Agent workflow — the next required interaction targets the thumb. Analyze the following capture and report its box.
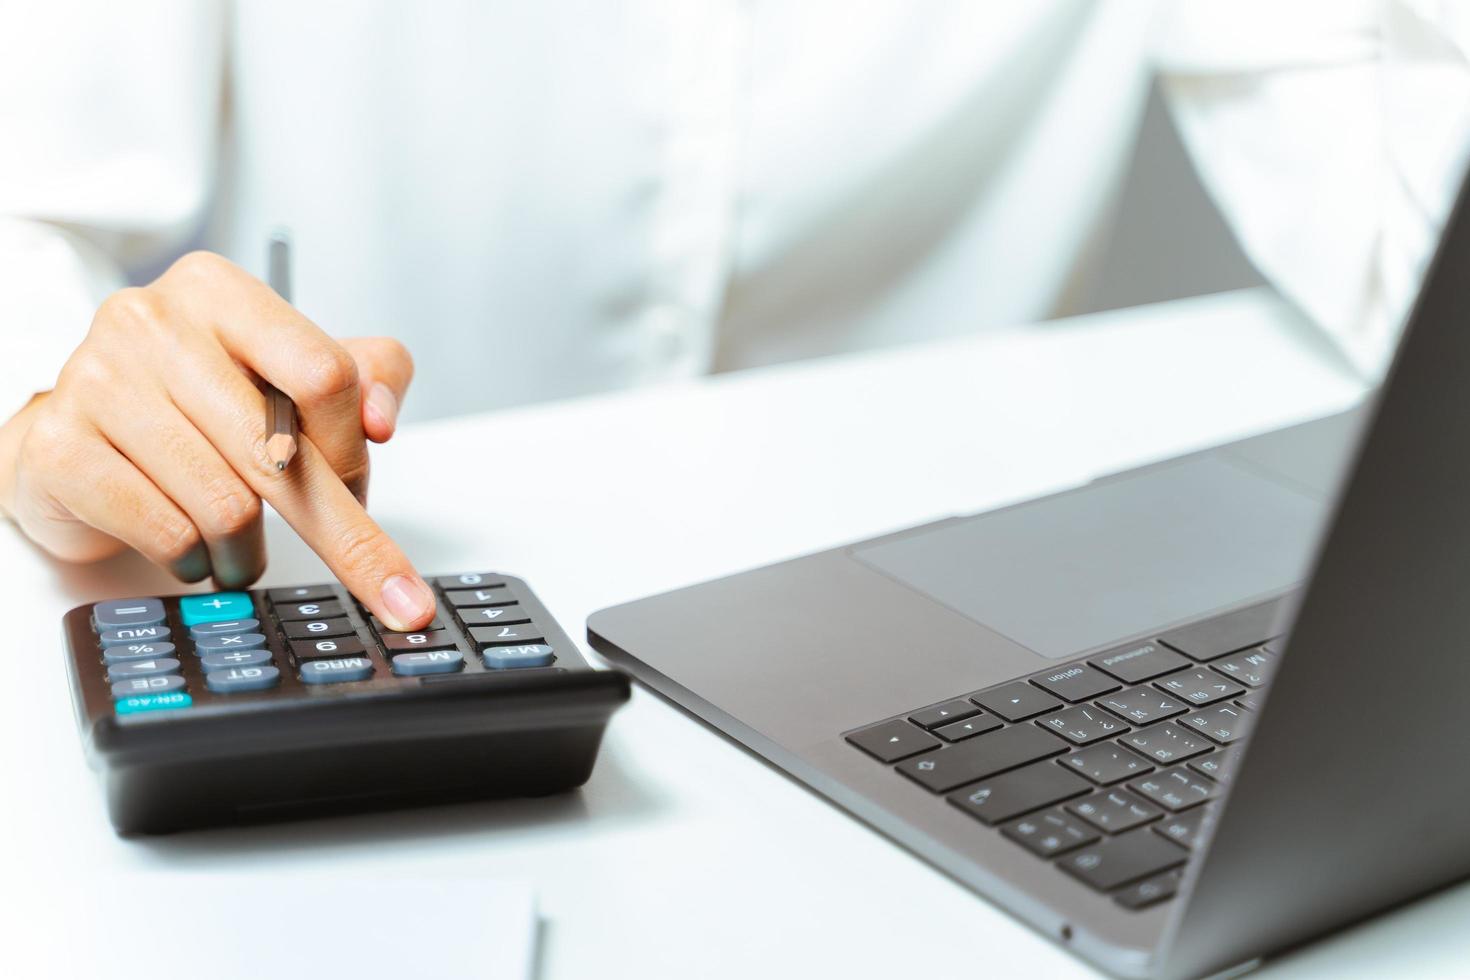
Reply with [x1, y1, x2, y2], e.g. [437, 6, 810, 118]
[340, 336, 414, 443]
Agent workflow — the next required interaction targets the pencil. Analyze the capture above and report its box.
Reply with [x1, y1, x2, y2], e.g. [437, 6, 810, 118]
[264, 233, 298, 471]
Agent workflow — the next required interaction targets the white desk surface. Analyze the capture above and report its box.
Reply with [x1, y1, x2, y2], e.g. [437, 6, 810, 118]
[5, 288, 1468, 978]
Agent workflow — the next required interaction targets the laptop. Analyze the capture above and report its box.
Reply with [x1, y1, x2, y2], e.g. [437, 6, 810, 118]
[587, 159, 1470, 976]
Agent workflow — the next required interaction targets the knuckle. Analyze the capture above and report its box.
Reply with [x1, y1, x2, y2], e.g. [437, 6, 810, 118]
[299, 344, 360, 405]
[333, 521, 390, 579]
[200, 478, 261, 538]
[89, 287, 169, 348]
[149, 515, 202, 567]
[21, 411, 85, 475]
[56, 348, 115, 391]
[168, 249, 231, 282]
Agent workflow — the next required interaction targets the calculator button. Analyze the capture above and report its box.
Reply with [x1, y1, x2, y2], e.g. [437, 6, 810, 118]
[284, 617, 355, 640]
[115, 692, 193, 715]
[291, 636, 366, 660]
[205, 665, 281, 693]
[179, 592, 254, 626]
[111, 675, 186, 699]
[371, 615, 445, 633]
[99, 625, 171, 647]
[380, 629, 458, 653]
[470, 624, 545, 647]
[101, 641, 178, 665]
[93, 598, 166, 631]
[189, 619, 261, 639]
[390, 649, 465, 676]
[481, 644, 556, 670]
[201, 649, 273, 670]
[300, 657, 375, 684]
[436, 573, 505, 590]
[106, 658, 182, 682]
[275, 600, 345, 621]
[444, 587, 515, 608]
[267, 585, 336, 603]
[193, 633, 267, 655]
[455, 604, 531, 627]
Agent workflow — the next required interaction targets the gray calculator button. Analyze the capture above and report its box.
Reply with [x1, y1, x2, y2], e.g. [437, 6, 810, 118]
[101, 641, 177, 664]
[389, 649, 464, 676]
[300, 657, 375, 684]
[100, 625, 171, 647]
[201, 649, 273, 670]
[190, 618, 260, 639]
[106, 658, 182, 682]
[194, 633, 267, 655]
[93, 598, 166, 630]
[111, 674, 186, 699]
[481, 644, 555, 670]
[205, 665, 281, 693]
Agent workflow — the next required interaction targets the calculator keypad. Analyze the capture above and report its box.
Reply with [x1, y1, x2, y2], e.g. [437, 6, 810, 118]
[90, 572, 561, 715]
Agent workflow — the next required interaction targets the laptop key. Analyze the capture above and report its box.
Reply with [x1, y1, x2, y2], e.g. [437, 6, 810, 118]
[1235, 692, 1263, 712]
[970, 681, 1062, 721]
[1037, 704, 1129, 745]
[947, 760, 1091, 825]
[1129, 765, 1220, 811]
[1058, 828, 1186, 891]
[1210, 646, 1276, 687]
[1114, 870, 1182, 910]
[1189, 747, 1239, 782]
[1002, 807, 1100, 857]
[909, 699, 981, 730]
[1067, 789, 1163, 833]
[1029, 665, 1120, 703]
[1061, 743, 1153, 785]
[1088, 641, 1191, 684]
[1121, 722, 1212, 764]
[933, 714, 1003, 742]
[897, 724, 1068, 793]
[1096, 686, 1188, 725]
[1158, 600, 1280, 662]
[846, 720, 940, 763]
[1180, 703, 1252, 744]
[1155, 668, 1245, 706]
[1153, 806, 1212, 848]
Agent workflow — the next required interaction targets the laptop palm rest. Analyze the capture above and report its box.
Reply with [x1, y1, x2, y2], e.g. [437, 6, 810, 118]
[853, 454, 1328, 659]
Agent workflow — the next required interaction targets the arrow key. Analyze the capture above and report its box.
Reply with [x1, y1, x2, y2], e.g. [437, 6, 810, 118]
[969, 681, 1062, 721]
[845, 719, 940, 763]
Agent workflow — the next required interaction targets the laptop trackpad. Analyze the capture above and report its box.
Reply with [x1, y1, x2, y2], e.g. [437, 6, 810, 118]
[852, 455, 1327, 659]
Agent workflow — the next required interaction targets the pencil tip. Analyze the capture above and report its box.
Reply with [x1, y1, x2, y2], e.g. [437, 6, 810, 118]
[276, 461, 286, 471]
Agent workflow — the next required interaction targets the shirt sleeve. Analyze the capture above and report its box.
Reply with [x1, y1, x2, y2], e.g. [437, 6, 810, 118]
[0, 0, 224, 422]
[1154, 0, 1470, 378]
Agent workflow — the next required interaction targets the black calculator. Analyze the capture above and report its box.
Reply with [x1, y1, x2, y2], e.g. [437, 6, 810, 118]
[64, 571, 630, 834]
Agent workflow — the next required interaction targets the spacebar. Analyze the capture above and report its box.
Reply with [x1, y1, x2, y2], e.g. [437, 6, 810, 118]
[896, 724, 1068, 793]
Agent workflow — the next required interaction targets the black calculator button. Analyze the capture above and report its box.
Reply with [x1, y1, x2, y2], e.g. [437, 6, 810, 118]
[100, 625, 171, 647]
[470, 624, 545, 647]
[481, 644, 556, 670]
[111, 674, 186, 699]
[201, 649, 273, 671]
[105, 658, 181, 682]
[371, 615, 446, 633]
[456, 604, 531, 627]
[101, 641, 177, 665]
[436, 573, 505, 590]
[444, 587, 515, 608]
[292, 636, 366, 660]
[189, 619, 261, 639]
[380, 630, 458, 653]
[275, 600, 346, 621]
[267, 585, 337, 603]
[205, 665, 281, 693]
[300, 656, 374, 684]
[390, 649, 465, 676]
[284, 617, 356, 640]
[194, 633, 267, 655]
[93, 598, 166, 631]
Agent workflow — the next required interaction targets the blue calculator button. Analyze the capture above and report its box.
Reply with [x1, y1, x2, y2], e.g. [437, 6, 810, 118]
[99, 625, 170, 647]
[115, 691, 193, 715]
[180, 592, 254, 626]
[193, 633, 267, 655]
[111, 675, 187, 699]
[481, 644, 556, 670]
[189, 618, 260, 639]
[300, 657, 375, 684]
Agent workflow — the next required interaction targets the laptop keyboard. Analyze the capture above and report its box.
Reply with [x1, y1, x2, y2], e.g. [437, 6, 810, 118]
[843, 600, 1281, 911]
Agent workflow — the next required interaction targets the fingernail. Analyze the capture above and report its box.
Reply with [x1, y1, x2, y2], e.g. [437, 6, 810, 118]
[380, 573, 433, 630]
[365, 382, 399, 434]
